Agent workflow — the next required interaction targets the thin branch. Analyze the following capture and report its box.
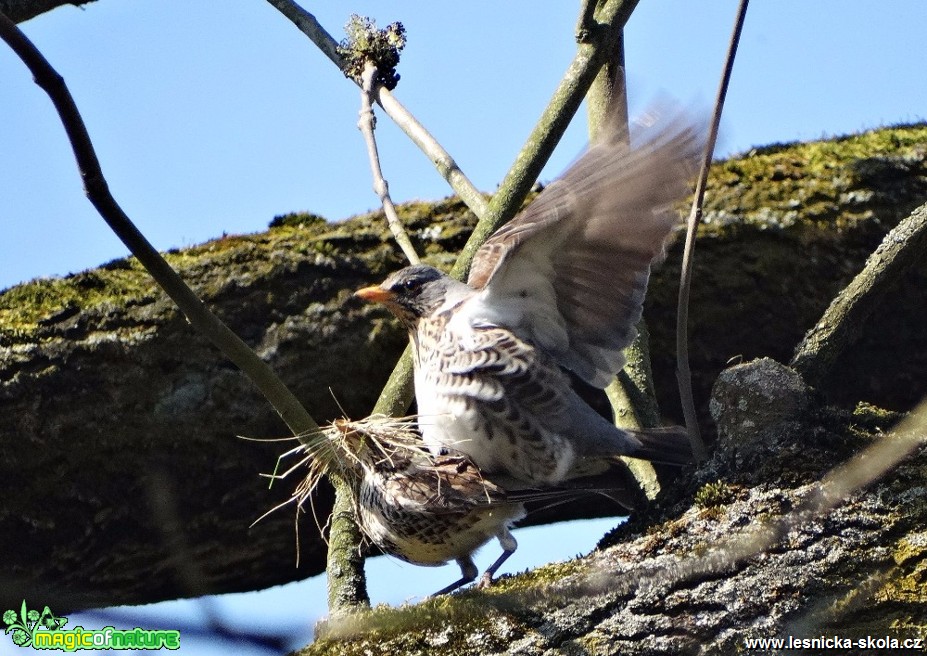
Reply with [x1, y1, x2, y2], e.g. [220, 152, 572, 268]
[0, 13, 319, 441]
[373, 90, 489, 219]
[586, 27, 627, 144]
[675, 0, 749, 463]
[325, 476, 371, 612]
[358, 62, 420, 264]
[791, 201, 927, 387]
[264, 0, 343, 68]
[264, 0, 488, 220]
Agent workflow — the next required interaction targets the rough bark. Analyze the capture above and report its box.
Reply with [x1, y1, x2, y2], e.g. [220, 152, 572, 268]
[2, 124, 927, 612]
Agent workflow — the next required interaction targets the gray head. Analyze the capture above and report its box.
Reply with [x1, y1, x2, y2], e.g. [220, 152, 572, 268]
[355, 265, 453, 330]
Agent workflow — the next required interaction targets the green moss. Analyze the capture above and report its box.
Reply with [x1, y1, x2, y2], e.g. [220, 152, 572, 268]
[697, 506, 726, 522]
[303, 595, 528, 655]
[877, 531, 927, 604]
[337, 15, 406, 90]
[851, 401, 906, 432]
[0, 261, 158, 345]
[694, 480, 736, 509]
[269, 211, 328, 229]
[701, 122, 927, 236]
[487, 558, 586, 593]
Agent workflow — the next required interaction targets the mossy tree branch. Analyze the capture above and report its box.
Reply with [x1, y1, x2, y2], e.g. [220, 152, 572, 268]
[791, 201, 927, 387]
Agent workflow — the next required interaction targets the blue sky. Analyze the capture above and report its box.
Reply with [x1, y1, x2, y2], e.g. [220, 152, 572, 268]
[3, 1, 926, 292]
[3, 0, 927, 653]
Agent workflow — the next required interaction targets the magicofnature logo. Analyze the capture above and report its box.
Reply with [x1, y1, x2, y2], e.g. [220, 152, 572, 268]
[3, 600, 180, 651]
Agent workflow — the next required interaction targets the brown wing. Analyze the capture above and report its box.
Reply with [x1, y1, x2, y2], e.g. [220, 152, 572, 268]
[467, 104, 704, 387]
[383, 454, 642, 514]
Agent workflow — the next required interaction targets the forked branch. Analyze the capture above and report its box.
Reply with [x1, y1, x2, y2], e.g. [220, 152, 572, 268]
[264, 0, 489, 220]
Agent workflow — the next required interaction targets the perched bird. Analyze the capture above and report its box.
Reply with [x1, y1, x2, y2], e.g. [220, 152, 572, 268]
[278, 416, 641, 596]
[355, 106, 702, 486]
[356, 450, 528, 596]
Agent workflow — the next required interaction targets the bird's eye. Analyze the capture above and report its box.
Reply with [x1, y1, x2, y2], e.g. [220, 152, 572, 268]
[402, 279, 419, 290]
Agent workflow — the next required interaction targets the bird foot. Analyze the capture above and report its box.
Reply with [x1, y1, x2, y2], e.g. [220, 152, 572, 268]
[476, 572, 494, 590]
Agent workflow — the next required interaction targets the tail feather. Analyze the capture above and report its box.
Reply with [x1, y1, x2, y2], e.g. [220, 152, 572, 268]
[490, 458, 646, 512]
[626, 426, 694, 466]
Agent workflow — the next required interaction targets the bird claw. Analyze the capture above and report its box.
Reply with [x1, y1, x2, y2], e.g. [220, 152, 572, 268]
[476, 572, 494, 589]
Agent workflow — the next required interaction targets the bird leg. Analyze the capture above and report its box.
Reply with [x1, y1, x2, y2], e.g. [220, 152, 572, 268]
[477, 527, 518, 589]
[429, 557, 478, 597]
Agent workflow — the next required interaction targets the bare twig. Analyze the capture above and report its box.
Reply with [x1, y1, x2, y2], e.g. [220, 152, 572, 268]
[0, 12, 321, 443]
[791, 201, 927, 387]
[357, 62, 420, 264]
[676, 0, 749, 463]
[373, 90, 490, 219]
[263, 0, 343, 68]
[264, 0, 488, 220]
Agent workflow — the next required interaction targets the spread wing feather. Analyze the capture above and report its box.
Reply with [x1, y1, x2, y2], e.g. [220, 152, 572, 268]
[467, 105, 704, 387]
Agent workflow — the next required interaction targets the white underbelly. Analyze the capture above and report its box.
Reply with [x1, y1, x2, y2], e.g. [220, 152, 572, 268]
[412, 342, 577, 483]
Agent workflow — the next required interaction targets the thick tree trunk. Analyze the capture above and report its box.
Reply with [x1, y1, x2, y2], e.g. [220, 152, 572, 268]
[2, 125, 927, 612]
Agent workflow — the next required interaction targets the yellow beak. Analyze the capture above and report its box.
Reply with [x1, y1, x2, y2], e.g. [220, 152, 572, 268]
[354, 286, 396, 304]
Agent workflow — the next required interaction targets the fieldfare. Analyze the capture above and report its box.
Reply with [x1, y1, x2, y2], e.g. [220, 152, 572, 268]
[356, 107, 702, 486]
[281, 416, 641, 596]
[354, 445, 640, 595]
